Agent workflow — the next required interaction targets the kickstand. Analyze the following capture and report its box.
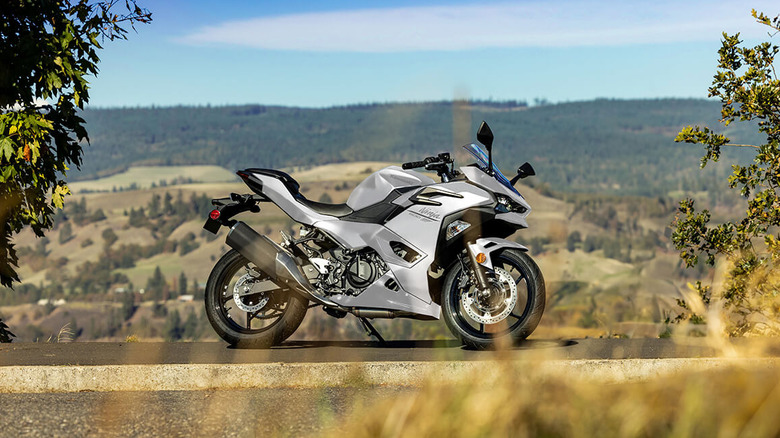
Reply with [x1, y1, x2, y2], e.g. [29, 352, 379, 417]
[358, 317, 385, 344]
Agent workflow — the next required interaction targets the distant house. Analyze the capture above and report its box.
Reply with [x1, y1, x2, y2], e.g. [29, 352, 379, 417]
[36, 298, 67, 306]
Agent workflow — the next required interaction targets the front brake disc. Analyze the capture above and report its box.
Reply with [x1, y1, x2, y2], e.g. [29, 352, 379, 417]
[461, 267, 517, 325]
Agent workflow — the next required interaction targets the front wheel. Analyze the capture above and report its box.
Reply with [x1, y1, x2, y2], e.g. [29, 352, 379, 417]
[442, 249, 546, 349]
[205, 249, 308, 348]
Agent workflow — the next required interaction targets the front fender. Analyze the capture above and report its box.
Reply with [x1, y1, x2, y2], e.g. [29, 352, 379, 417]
[467, 237, 528, 271]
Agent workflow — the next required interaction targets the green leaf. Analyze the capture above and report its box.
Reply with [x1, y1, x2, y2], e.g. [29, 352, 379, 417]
[0, 137, 14, 160]
[52, 185, 71, 209]
[1, 165, 16, 182]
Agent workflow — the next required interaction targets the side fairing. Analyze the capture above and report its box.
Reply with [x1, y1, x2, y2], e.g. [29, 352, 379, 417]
[347, 166, 435, 210]
[311, 181, 493, 317]
[379, 182, 492, 302]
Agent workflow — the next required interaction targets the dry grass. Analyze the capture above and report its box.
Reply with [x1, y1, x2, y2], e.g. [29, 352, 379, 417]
[286, 162, 399, 182]
[68, 165, 237, 192]
[328, 359, 780, 438]
[328, 311, 780, 438]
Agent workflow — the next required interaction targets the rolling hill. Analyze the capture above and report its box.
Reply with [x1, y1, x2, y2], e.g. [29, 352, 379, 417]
[76, 99, 759, 197]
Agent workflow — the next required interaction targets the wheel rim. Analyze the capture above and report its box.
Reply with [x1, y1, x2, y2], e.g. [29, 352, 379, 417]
[449, 253, 534, 338]
[215, 260, 292, 334]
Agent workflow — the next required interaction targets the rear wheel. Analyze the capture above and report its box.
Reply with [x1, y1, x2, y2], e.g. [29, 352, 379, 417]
[442, 249, 545, 349]
[205, 249, 308, 348]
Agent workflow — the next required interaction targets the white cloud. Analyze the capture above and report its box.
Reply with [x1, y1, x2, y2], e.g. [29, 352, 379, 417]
[178, 1, 778, 52]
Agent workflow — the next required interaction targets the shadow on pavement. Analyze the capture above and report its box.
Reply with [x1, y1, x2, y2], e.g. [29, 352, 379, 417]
[264, 339, 578, 350]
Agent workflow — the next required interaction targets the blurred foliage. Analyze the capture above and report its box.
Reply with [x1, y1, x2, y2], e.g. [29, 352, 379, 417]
[0, 317, 14, 342]
[672, 11, 780, 335]
[0, 0, 151, 288]
[332, 361, 780, 437]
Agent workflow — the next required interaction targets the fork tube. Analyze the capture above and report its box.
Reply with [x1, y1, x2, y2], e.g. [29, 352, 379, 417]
[466, 242, 490, 292]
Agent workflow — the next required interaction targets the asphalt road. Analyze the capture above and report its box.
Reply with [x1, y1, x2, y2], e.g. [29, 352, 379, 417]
[3, 337, 778, 367]
[0, 387, 410, 437]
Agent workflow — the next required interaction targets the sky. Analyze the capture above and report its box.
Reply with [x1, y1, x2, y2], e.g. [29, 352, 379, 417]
[87, 0, 779, 108]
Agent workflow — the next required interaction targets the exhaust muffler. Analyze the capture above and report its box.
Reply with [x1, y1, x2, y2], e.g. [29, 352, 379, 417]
[225, 222, 336, 307]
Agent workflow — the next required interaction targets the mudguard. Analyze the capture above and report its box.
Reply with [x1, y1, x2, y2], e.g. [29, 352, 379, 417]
[467, 237, 529, 271]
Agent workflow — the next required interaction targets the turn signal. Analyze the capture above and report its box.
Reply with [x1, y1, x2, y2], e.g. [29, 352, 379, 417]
[476, 253, 487, 264]
[209, 209, 221, 220]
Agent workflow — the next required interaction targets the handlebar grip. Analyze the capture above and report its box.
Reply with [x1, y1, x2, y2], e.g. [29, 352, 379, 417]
[402, 160, 426, 169]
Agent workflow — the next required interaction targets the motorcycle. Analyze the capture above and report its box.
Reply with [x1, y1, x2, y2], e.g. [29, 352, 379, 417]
[202, 121, 545, 349]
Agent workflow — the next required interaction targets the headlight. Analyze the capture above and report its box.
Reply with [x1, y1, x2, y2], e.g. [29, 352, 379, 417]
[495, 195, 527, 214]
[446, 220, 471, 240]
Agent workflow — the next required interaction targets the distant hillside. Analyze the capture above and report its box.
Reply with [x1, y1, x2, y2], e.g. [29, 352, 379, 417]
[77, 99, 759, 196]
[5, 161, 698, 341]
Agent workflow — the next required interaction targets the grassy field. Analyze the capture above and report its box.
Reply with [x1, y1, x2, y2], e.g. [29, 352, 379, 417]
[69, 165, 238, 192]
[285, 161, 399, 182]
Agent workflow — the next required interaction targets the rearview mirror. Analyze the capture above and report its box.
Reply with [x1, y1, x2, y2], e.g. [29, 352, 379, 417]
[517, 162, 535, 179]
[510, 162, 536, 186]
[476, 121, 494, 150]
[477, 121, 494, 175]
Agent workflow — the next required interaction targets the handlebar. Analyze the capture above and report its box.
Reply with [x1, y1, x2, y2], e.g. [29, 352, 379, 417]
[402, 160, 427, 170]
[402, 152, 453, 170]
[402, 153, 457, 182]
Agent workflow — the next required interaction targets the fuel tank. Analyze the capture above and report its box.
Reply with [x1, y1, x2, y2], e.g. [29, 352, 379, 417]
[346, 166, 435, 210]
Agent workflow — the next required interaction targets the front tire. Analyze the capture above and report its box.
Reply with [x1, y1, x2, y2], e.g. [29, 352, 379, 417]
[442, 249, 545, 349]
[205, 249, 308, 348]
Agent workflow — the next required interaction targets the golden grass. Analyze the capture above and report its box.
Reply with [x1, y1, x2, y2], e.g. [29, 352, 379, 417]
[328, 310, 780, 438]
[68, 165, 238, 192]
[328, 359, 780, 438]
[286, 162, 399, 182]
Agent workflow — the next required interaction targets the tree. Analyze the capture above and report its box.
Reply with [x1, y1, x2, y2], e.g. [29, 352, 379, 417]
[146, 266, 167, 302]
[0, 318, 15, 343]
[121, 288, 135, 321]
[148, 193, 161, 217]
[566, 231, 582, 252]
[163, 192, 174, 215]
[178, 271, 187, 297]
[182, 310, 198, 339]
[164, 309, 183, 341]
[672, 10, 780, 335]
[101, 228, 118, 248]
[58, 221, 73, 244]
[0, 1, 151, 288]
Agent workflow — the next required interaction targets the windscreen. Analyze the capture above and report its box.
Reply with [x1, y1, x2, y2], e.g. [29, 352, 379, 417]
[462, 143, 522, 197]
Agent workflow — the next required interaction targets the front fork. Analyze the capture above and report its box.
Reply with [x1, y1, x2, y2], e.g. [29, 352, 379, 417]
[465, 241, 492, 297]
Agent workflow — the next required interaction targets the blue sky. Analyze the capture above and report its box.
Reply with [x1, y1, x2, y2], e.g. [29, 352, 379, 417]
[88, 0, 778, 108]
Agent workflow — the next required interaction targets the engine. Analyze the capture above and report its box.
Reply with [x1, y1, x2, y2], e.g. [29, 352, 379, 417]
[296, 228, 388, 296]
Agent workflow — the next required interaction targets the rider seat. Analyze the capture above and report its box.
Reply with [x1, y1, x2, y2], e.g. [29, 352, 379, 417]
[243, 168, 354, 218]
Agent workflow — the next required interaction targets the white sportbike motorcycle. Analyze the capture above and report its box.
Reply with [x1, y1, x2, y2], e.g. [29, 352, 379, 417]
[203, 121, 545, 349]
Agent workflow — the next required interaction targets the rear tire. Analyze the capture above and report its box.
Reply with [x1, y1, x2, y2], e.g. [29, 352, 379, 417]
[205, 249, 308, 348]
[442, 249, 545, 349]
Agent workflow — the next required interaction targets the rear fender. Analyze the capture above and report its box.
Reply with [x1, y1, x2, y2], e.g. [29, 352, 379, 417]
[466, 237, 528, 271]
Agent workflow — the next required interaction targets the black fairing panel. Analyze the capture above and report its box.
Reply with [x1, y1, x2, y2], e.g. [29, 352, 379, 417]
[342, 187, 415, 224]
[426, 206, 520, 304]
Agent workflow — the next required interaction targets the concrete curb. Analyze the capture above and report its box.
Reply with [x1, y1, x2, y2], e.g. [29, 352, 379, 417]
[1, 358, 779, 393]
